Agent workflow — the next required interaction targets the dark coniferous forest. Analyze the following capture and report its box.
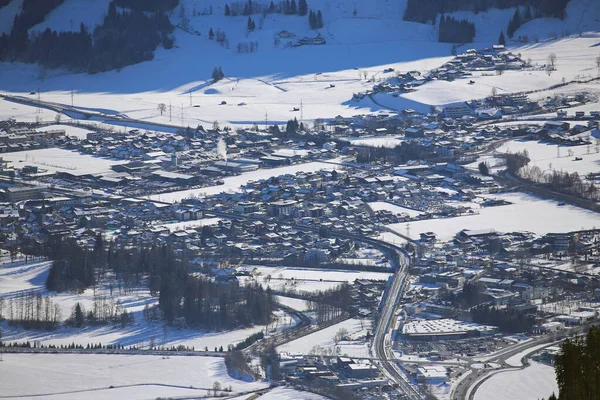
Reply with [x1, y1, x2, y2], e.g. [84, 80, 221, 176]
[44, 235, 275, 330]
[0, 0, 177, 73]
[404, 0, 571, 24]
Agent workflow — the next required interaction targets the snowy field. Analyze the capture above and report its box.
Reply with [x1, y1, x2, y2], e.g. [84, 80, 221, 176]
[230, 387, 328, 400]
[278, 318, 372, 357]
[0, 148, 126, 175]
[247, 266, 390, 294]
[148, 161, 339, 202]
[0, 259, 296, 350]
[369, 201, 424, 217]
[0, 0, 597, 130]
[154, 217, 222, 232]
[387, 192, 600, 241]
[37, 124, 95, 139]
[474, 362, 558, 400]
[0, 353, 267, 400]
[497, 138, 600, 176]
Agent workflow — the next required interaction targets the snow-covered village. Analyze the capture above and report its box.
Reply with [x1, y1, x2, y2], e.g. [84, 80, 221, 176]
[0, 0, 600, 399]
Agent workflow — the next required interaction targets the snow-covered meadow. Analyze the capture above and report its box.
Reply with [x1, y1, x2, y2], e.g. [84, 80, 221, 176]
[1, 0, 597, 130]
[278, 317, 372, 358]
[387, 192, 600, 241]
[474, 362, 558, 400]
[0, 353, 267, 400]
[0, 259, 296, 350]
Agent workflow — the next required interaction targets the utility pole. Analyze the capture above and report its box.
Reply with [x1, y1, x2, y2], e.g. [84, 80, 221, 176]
[189, 92, 192, 107]
[37, 90, 41, 114]
[181, 104, 184, 126]
[71, 89, 74, 107]
[300, 99, 303, 124]
[169, 102, 172, 122]
[265, 111, 268, 130]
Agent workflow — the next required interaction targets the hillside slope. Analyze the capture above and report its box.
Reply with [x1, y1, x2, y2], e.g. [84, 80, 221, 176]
[0, 0, 599, 128]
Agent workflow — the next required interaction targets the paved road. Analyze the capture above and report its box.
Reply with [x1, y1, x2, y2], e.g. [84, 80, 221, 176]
[196, 209, 423, 398]
[453, 322, 599, 400]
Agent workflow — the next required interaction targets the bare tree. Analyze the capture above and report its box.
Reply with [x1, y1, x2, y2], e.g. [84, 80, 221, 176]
[334, 327, 349, 344]
[157, 103, 166, 116]
[548, 53, 557, 66]
[212, 381, 221, 396]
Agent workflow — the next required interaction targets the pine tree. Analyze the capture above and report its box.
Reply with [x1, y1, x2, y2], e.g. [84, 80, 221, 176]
[208, 28, 214, 39]
[247, 16, 255, 31]
[309, 10, 316, 29]
[290, 0, 297, 14]
[74, 302, 85, 328]
[298, 0, 307, 16]
[498, 31, 505, 46]
[225, 4, 231, 16]
[317, 10, 323, 28]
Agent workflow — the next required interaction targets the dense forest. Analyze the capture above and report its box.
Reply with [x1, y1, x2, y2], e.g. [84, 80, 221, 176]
[439, 15, 476, 43]
[549, 326, 600, 400]
[224, 0, 308, 16]
[0, 0, 176, 73]
[471, 304, 536, 333]
[404, 0, 571, 24]
[44, 235, 275, 330]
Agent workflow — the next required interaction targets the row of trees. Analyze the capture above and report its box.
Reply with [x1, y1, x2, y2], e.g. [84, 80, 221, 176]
[551, 326, 600, 400]
[471, 304, 536, 333]
[439, 15, 476, 43]
[0, 0, 175, 73]
[308, 9, 324, 30]
[225, 0, 308, 17]
[305, 284, 351, 324]
[404, 0, 570, 24]
[507, 7, 533, 38]
[114, 0, 178, 12]
[520, 166, 600, 202]
[44, 237, 276, 330]
[212, 66, 225, 82]
[0, 292, 62, 330]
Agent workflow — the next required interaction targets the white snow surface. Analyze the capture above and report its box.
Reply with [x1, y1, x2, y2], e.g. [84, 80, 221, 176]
[0, 148, 126, 175]
[474, 362, 558, 400]
[278, 318, 372, 357]
[148, 161, 340, 202]
[0, 353, 266, 400]
[387, 192, 600, 241]
[36, 124, 94, 139]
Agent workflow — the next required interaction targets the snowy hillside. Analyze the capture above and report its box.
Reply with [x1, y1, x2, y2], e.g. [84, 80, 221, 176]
[0, 0, 599, 128]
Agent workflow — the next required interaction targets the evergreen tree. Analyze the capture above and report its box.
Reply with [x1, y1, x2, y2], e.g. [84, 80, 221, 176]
[309, 10, 316, 29]
[498, 30, 506, 46]
[298, 0, 308, 16]
[208, 28, 214, 40]
[73, 302, 85, 328]
[316, 10, 323, 28]
[290, 0, 297, 14]
[225, 4, 230, 16]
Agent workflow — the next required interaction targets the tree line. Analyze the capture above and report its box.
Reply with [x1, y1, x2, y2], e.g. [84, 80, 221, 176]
[44, 236, 276, 330]
[0, 0, 176, 73]
[0, 292, 61, 330]
[439, 15, 476, 43]
[225, 0, 308, 17]
[471, 304, 536, 333]
[548, 326, 600, 400]
[305, 284, 351, 324]
[404, 0, 570, 24]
